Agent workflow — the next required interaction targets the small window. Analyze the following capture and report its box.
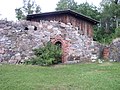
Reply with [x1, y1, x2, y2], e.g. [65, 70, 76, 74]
[34, 26, 37, 31]
[24, 27, 28, 30]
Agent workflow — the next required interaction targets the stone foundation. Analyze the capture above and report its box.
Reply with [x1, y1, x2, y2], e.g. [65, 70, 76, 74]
[0, 20, 97, 64]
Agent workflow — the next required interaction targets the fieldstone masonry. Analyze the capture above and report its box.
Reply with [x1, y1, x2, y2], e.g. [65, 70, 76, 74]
[109, 38, 120, 62]
[0, 20, 99, 64]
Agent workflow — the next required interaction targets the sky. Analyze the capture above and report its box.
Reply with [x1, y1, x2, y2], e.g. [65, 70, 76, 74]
[0, 0, 101, 21]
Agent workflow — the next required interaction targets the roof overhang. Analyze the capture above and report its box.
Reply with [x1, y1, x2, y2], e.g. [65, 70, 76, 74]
[27, 10, 99, 25]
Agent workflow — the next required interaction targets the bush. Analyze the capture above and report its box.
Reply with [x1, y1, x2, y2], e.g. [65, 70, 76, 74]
[115, 27, 120, 37]
[25, 42, 62, 66]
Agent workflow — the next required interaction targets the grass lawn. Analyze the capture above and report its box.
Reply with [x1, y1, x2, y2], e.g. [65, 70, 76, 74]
[0, 62, 120, 90]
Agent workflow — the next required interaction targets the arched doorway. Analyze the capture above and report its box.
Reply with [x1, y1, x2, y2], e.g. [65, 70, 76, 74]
[51, 35, 70, 63]
[55, 41, 62, 48]
[54, 41, 62, 64]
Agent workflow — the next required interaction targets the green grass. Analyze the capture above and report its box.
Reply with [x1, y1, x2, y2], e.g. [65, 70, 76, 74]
[0, 62, 120, 90]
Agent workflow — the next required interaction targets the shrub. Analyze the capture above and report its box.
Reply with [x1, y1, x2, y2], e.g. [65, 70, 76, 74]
[115, 27, 120, 37]
[25, 42, 62, 66]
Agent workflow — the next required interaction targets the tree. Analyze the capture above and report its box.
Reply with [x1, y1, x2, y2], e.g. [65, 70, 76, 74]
[94, 0, 120, 44]
[15, 0, 41, 20]
[56, 1, 100, 20]
[15, 8, 25, 20]
[115, 0, 118, 4]
[56, 0, 78, 11]
[100, 0, 120, 32]
[76, 2, 101, 20]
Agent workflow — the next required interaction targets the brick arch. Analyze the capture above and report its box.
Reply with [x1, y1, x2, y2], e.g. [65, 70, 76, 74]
[51, 35, 70, 63]
[55, 41, 62, 48]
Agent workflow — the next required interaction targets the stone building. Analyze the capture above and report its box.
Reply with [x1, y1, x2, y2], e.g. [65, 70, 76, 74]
[0, 10, 99, 64]
[27, 10, 98, 37]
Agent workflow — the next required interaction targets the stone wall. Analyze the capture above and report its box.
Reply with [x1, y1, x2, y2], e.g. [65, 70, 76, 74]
[0, 20, 97, 64]
[109, 38, 120, 62]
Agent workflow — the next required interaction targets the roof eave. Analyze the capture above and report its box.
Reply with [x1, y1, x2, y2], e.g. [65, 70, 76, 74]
[27, 10, 99, 25]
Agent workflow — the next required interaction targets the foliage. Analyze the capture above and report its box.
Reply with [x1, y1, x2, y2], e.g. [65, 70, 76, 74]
[1, 63, 120, 90]
[25, 42, 62, 66]
[15, 8, 25, 20]
[15, 0, 41, 20]
[100, 0, 120, 33]
[76, 2, 101, 20]
[114, 27, 120, 37]
[56, 0, 78, 11]
[94, 0, 120, 44]
[93, 26, 115, 44]
[56, 1, 100, 20]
